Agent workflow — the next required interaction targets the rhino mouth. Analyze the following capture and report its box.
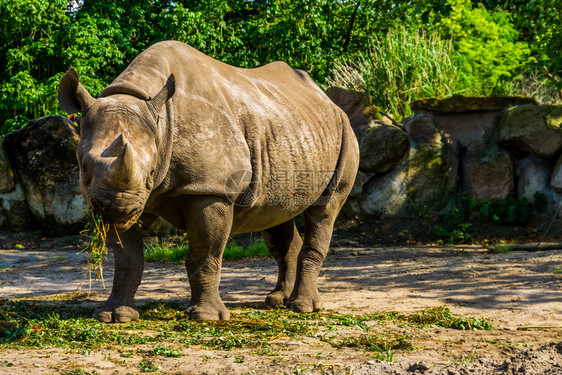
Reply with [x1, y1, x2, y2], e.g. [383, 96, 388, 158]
[104, 208, 143, 230]
[109, 207, 144, 231]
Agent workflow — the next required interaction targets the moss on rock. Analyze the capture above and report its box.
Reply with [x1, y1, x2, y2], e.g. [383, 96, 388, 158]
[411, 94, 537, 113]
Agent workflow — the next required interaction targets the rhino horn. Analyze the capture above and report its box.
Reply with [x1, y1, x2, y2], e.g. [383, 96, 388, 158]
[108, 138, 135, 183]
[102, 134, 127, 157]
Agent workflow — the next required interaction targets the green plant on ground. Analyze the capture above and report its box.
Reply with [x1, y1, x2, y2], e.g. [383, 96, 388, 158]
[404, 307, 493, 330]
[0, 299, 492, 357]
[139, 359, 159, 373]
[222, 240, 270, 260]
[491, 244, 512, 253]
[60, 370, 99, 375]
[144, 242, 189, 264]
[331, 334, 405, 361]
[143, 239, 270, 263]
[432, 192, 546, 244]
[143, 344, 182, 358]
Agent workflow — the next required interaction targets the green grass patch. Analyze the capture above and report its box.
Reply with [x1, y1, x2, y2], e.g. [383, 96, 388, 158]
[401, 307, 493, 330]
[60, 370, 99, 375]
[144, 243, 189, 264]
[330, 334, 412, 361]
[553, 268, 562, 274]
[223, 240, 270, 260]
[143, 239, 270, 263]
[0, 300, 492, 362]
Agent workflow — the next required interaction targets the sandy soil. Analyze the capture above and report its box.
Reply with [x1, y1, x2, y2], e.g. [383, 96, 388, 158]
[0, 235, 561, 374]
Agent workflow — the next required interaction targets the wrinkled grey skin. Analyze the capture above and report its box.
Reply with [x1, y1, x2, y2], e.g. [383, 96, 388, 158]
[58, 41, 359, 323]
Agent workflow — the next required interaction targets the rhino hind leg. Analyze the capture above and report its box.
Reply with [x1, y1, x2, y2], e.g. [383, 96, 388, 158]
[288, 151, 358, 312]
[261, 219, 302, 307]
[287, 203, 339, 313]
[183, 197, 233, 321]
[93, 223, 144, 323]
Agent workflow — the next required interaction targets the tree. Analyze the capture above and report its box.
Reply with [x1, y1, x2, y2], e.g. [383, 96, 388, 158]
[428, 0, 531, 93]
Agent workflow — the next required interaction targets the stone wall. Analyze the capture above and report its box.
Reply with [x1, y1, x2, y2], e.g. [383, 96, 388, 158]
[1, 92, 561, 235]
[327, 89, 562, 221]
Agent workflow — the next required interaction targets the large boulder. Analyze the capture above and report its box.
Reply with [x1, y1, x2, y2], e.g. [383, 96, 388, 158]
[361, 121, 459, 217]
[361, 168, 408, 218]
[410, 95, 537, 151]
[326, 87, 410, 174]
[515, 156, 551, 203]
[463, 148, 514, 201]
[0, 143, 15, 193]
[404, 130, 459, 212]
[498, 104, 562, 158]
[2, 115, 87, 235]
[340, 171, 370, 219]
[325, 87, 381, 140]
[0, 184, 35, 232]
[551, 155, 562, 194]
[0, 142, 34, 231]
[359, 122, 410, 173]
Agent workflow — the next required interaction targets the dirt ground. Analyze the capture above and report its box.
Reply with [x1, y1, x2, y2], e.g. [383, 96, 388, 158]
[0, 231, 561, 374]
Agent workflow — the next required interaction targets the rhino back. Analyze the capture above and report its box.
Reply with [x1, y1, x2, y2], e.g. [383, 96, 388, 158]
[102, 41, 345, 210]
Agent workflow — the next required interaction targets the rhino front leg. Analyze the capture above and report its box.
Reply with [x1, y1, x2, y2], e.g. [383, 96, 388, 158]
[184, 197, 233, 320]
[261, 219, 301, 307]
[93, 223, 144, 323]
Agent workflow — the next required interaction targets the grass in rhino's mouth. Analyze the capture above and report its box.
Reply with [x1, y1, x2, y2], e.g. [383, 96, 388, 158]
[80, 209, 110, 288]
[0, 299, 492, 361]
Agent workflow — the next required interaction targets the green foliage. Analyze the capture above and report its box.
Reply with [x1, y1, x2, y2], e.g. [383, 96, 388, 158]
[144, 242, 189, 264]
[144, 344, 183, 358]
[330, 27, 468, 120]
[0, 0, 69, 134]
[222, 240, 270, 260]
[431, 0, 531, 94]
[477, 0, 562, 90]
[332, 334, 407, 361]
[1, 299, 491, 363]
[0, 0, 407, 135]
[139, 359, 160, 373]
[432, 192, 546, 244]
[0, 0, 559, 135]
[404, 307, 493, 330]
[143, 239, 270, 263]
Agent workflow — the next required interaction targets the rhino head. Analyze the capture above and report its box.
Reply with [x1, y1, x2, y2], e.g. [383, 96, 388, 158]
[58, 68, 175, 231]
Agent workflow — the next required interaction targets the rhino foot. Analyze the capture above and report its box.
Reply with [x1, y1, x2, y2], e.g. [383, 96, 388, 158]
[93, 305, 139, 323]
[265, 291, 289, 307]
[186, 302, 230, 321]
[288, 296, 323, 313]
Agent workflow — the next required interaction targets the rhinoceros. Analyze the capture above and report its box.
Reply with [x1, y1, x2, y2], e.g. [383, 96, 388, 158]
[58, 40, 359, 323]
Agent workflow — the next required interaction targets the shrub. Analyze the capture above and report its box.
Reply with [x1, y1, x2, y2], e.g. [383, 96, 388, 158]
[328, 27, 468, 121]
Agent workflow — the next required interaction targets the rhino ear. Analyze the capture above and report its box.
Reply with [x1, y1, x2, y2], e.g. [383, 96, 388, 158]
[147, 74, 175, 119]
[58, 68, 96, 114]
